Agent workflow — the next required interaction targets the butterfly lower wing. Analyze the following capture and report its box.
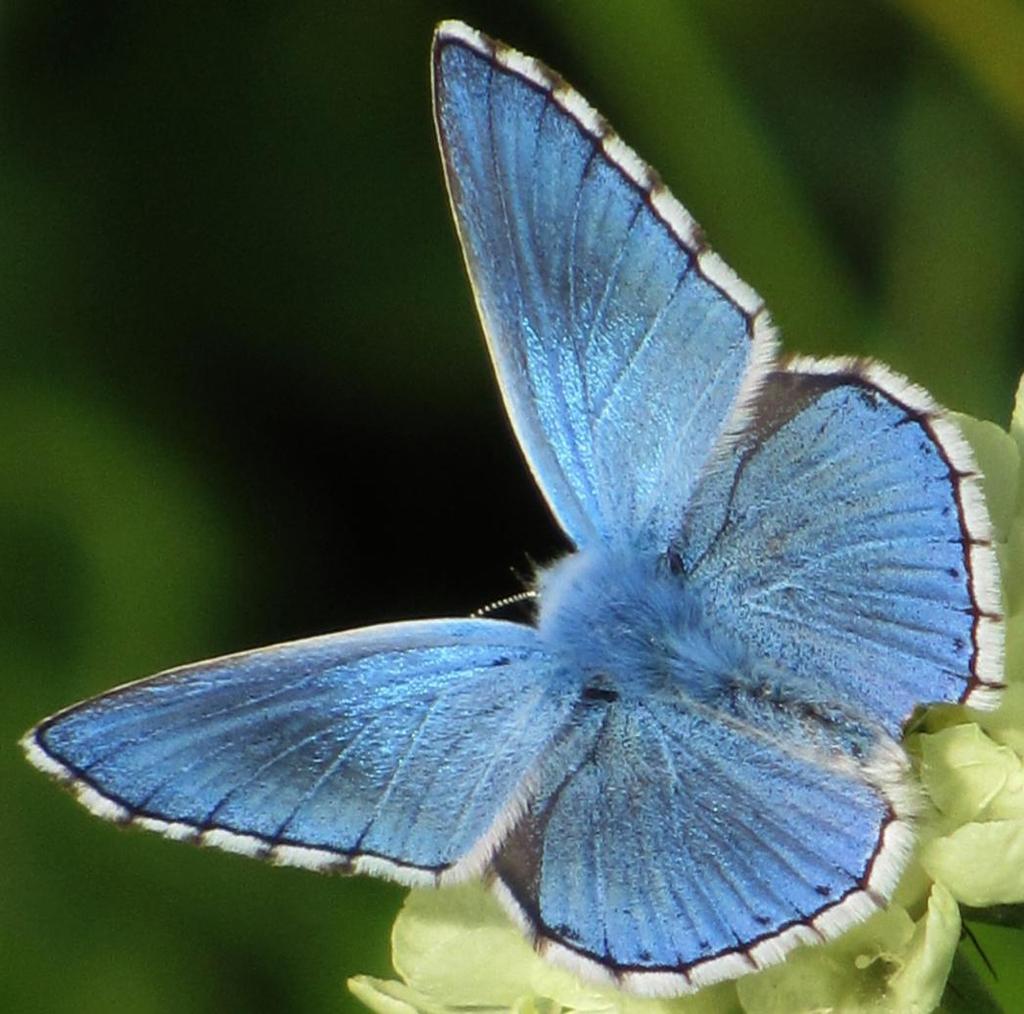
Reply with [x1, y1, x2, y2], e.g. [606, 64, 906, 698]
[433, 23, 775, 551]
[680, 359, 1004, 734]
[23, 619, 570, 881]
[491, 692, 912, 994]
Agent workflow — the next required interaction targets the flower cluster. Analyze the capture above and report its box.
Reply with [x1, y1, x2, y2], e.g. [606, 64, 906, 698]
[350, 376, 1024, 1014]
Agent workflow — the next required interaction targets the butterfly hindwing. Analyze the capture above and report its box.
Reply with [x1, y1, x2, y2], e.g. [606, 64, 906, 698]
[680, 359, 1004, 733]
[433, 23, 775, 552]
[493, 674, 913, 991]
[25, 619, 570, 880]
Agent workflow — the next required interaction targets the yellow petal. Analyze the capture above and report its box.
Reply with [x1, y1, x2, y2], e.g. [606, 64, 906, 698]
[886, 883, 961, 1014]
[999, 516, 1024, 618]
[921, 818, 1024, 906]
[919, 723, 1024, 823]
[1011, 372, 1024, 463]
[391, 885, 552, 1009]
[384, 883, 742, 1013]
[981, 612, 1024, 750]
[954, 412, 1020, 542]
[347, 975, 439, 1014]
[735, 906, 915, 1013]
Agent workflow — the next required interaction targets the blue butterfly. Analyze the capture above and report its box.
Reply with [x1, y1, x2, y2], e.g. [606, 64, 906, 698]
[23, 21, 1005, 996]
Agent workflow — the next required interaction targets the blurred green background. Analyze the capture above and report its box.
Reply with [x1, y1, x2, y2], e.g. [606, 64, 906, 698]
[3, 1, 1023, 1011]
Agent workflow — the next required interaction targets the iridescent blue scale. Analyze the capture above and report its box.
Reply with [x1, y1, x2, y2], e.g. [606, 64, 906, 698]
[22, 20, 1003, 997]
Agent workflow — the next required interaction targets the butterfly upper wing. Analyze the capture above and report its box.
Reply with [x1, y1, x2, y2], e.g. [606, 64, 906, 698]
[679, 359, 1004, 734]
[492, 676, 913, 992]
[433, 23, 776, 552]
[23, 619, 572, 881]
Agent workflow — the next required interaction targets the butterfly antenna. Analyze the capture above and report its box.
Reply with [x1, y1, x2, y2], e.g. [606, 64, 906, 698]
[471, 589, 538, 618]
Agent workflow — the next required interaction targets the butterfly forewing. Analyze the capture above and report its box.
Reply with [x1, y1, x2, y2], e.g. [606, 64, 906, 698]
[433, 23, 774, 553]
[27, 619, 570, 880]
